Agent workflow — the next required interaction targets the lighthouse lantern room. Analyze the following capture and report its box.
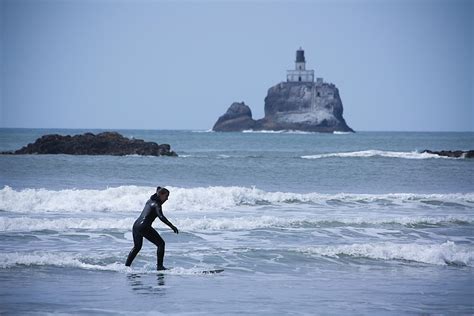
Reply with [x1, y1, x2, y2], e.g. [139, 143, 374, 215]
[286, 47, 315, 83]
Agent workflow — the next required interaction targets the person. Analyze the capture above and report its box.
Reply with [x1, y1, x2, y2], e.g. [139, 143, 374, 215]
[125, 186, 179, 270]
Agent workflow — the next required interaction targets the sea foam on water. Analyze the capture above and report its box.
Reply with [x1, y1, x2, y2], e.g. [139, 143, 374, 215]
[1, 185, 473, 213]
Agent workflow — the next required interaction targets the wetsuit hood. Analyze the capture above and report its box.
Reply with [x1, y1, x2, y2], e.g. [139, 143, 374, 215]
[150, 193, 163, 205]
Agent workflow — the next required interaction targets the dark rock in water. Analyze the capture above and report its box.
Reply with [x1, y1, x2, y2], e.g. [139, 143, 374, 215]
[422, 150, 474, 158]
[2, 131, 178, 156]
[212, 102, 256, 132]
[212, 82, 353, 133]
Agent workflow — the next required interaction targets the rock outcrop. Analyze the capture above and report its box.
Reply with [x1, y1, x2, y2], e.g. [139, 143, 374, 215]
[259, 82, 353, 132]
[213, 82, 353, 133]
[422, 150, 474, 158]
[212, 102, 256, 132]
[2, 132, 177, 156]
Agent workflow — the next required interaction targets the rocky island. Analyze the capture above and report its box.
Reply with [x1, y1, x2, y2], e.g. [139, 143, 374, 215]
[2, 131, 177, 156]
[422, 150, 474, 159]
[213, 48, 353, 133]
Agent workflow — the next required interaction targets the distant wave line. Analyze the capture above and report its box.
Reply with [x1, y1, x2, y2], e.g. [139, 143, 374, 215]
[242, 130, 316, 134]
[301, 150, 456, 160]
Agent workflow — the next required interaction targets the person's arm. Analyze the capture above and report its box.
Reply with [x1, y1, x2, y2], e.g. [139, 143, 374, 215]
[156, 205, 179, 234]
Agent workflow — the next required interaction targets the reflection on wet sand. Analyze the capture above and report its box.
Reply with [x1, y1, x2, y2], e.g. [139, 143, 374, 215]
[127, 273, 167, 295]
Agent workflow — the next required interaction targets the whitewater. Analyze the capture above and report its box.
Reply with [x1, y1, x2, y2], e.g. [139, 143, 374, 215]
[1, 129, 473, 314]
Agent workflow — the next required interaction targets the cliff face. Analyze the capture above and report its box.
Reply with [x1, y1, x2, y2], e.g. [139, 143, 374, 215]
[259, 82, 353, 132]
[213, 81, 353, 132]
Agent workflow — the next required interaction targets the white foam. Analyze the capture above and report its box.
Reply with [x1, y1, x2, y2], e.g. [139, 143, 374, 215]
[191, 129, 214, 133]
[0, 185, 147, 213]
[177, 154, 210, 158]
[298, 241, 474, 266]
[302, 150, 449, 160]
[242, 130, 316, 134]
[1, 243, 472, 270]
[176, 215, 474, 231]
[0, 217, 135, 232]
[0, 251, 127, 271]
[158, 266, 223, 275]
[1, 185, 473, 213]
[1, 215, 471, 233]
[124, 154, 157, 158]
[0, 251, 221, 274]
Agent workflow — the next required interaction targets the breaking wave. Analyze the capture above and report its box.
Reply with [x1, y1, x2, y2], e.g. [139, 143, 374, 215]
[298, 241, 474, 266]
[301, 150, 453, 160]
[0, 252, 219, 274]
[1, 241, 472, 269]
[1, 185, 473, 213]
[0, 217, 135, 232]
[0, 252, 125, 271]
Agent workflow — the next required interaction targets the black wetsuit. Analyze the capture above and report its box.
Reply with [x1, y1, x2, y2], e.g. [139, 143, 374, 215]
[125, 194, 177, 269]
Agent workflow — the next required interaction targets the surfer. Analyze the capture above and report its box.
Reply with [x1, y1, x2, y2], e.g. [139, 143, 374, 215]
[125, 186, 179, 270]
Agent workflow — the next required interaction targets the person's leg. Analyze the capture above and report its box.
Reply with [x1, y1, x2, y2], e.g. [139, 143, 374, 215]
[125, 225, 143, 266]
[141, 227, 166, 270]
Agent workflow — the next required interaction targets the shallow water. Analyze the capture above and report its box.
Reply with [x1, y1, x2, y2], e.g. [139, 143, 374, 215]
[1, 263, 472, 315]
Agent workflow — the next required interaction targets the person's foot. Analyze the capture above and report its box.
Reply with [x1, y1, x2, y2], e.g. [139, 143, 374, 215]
[157, 265, 167, 271]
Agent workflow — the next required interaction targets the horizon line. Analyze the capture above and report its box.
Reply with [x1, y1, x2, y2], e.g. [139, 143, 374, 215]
[0, 127, 473, 133]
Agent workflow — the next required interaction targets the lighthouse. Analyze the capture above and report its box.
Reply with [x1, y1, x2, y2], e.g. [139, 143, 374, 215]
[286, 47, 315, 82]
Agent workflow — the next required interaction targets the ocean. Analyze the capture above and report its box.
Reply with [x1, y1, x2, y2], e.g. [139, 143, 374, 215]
[0, 128, 473, 315]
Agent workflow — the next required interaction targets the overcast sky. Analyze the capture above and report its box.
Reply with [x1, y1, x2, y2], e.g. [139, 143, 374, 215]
[1, 0, 473, 131]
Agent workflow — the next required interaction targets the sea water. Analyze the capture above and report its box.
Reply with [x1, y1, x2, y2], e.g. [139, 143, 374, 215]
[0, 129, 473, 315]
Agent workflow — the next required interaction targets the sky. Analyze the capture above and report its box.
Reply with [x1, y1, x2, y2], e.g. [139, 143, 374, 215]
[1, 0, 473, 131]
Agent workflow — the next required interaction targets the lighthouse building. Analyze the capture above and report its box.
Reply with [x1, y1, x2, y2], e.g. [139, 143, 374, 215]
[286, 47, 315, 83]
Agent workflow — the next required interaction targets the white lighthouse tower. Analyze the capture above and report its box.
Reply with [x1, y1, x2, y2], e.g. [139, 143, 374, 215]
[286, 47, 315, 82]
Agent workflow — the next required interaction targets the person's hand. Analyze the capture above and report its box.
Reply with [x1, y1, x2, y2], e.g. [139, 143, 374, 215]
[172, 226, 179, 234]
